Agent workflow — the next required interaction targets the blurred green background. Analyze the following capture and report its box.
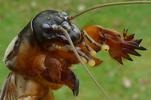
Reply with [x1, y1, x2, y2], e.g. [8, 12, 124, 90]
[0, 0, 151, 100]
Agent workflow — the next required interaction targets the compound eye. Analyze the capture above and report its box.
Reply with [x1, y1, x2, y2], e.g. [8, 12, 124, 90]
[42, 23, 51, 29]
[42, 23, 51, 33]
[41, 23, 53, 38]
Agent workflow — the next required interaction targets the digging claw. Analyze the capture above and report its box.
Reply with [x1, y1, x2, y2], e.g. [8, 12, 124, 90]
[123, 54, 133, 61]
[72, 78, 79, 96]
[135, 39, 142, 44]
[138, 46, 147, 50]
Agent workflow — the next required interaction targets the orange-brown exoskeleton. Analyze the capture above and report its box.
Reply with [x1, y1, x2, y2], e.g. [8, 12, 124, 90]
[0, 1, 150, 100]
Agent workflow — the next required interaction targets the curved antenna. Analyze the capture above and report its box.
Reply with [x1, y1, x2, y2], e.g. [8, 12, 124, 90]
[59, 26, 111, 100]
[69, 1, 151, 20]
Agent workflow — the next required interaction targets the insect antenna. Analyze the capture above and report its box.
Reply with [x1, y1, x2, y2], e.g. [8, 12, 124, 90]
[68, 1, 151, 53]
[59, 26, 111, 100]
[69, 1, 151, 20]
[59, 1, 151, 99]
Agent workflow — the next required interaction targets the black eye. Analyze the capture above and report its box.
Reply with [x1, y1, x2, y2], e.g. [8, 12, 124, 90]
[42, 23, 51, 29]
[68, 24, 83, 44]
[42, 23, 52, 33]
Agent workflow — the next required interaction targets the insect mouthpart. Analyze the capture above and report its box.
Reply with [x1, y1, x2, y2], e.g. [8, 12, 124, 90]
[47, 43, 71, 51]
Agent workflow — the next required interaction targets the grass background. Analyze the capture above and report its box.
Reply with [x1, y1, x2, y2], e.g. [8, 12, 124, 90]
[0, 0, 151, 100]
